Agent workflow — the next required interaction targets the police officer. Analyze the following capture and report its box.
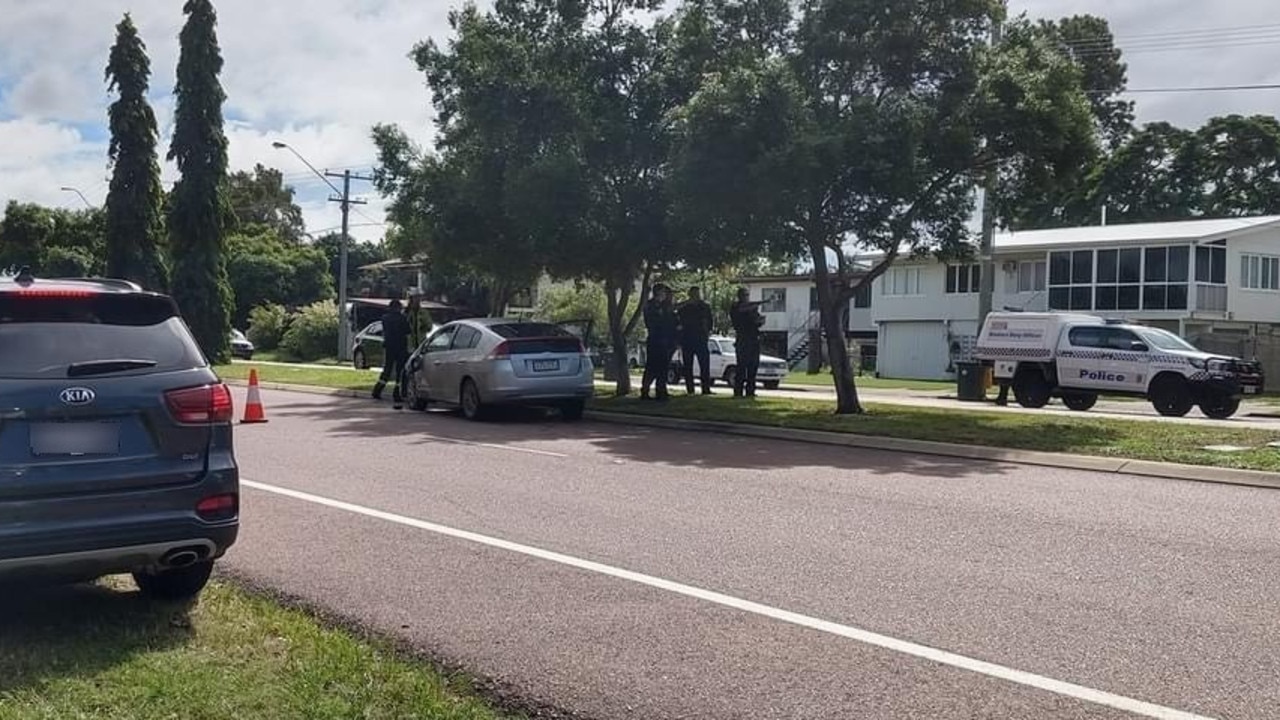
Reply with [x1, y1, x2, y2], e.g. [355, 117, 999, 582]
[676, 286, 714, 395]
[373, 299, 412, 409]
[729, 288, 764, 398]
[641, 283, 678, 401]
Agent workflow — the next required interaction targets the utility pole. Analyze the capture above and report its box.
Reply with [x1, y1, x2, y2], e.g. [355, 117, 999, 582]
[977, 19, 1003, 327]
[325, 169, 374, 362]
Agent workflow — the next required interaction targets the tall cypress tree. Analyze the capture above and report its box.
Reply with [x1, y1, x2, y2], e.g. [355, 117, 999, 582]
[168, 0, 232, 363]
[104, 14, 168, 291]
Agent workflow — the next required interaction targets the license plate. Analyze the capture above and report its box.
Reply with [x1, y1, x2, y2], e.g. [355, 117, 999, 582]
[531, 359, 560, 372]
[1243, 386, 1260, 395]
[30, 422, 120, 457]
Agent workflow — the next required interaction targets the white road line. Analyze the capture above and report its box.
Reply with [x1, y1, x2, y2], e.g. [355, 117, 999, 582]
[241, 479, 1215, 720]
[428, 436, 568, 458]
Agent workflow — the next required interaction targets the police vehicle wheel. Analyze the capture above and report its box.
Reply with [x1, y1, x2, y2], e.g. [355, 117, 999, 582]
[1012, 371, 1052, 409]
[723, 366, 737, 388]
[668, 367, 682, 385]
[1150, 375, 1193, 417]
[1062, 393, 1097, 412]
[353, 348, 366, 370]
[1199, 395, 1240, 420]
[763, 381, 781, 390]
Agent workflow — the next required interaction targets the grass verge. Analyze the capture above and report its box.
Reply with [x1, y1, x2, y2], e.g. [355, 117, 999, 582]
[0, 579, 507, 720]
[217, 363, 371, 392]
[782, 372, 952, 392]
[591, 393, 1280, 472]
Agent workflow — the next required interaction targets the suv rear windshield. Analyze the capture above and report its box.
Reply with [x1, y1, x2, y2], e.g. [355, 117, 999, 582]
[0, 292, 206, 379]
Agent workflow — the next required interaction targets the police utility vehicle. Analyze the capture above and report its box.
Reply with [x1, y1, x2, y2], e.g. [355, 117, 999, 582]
[975, 312, 1264, 420]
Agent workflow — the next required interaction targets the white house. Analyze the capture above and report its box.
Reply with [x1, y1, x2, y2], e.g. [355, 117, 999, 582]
[742, 216, 1280, 380]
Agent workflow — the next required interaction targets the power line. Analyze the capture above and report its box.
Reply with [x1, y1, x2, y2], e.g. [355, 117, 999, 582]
[1089, 83, 1280, 96]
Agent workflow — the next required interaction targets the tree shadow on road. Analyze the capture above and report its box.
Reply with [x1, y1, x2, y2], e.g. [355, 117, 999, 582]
[256, 394, 1018, 480]
[0, 581, 194, 696]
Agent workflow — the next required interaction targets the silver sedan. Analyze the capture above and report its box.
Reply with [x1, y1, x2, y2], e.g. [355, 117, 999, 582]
[403, 319, 595, 421]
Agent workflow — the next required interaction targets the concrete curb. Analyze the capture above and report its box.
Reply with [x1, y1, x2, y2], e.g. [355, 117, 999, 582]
[584, 411, 1280, 491]
[224, 378, 1280, 491]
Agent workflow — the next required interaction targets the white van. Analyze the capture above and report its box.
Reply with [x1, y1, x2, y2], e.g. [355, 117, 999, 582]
[975, 312, 1264, 419]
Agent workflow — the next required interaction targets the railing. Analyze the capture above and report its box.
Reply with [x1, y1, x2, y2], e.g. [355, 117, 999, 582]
[1196, 284, 1228, 313]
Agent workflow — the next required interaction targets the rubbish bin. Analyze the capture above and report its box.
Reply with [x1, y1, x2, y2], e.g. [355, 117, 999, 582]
[602, 353, 618, 382]
[955, 362, 987, 402]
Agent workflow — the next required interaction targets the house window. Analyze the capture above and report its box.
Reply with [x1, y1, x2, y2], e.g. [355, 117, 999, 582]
[852, 283, 872, 308]
[882, 267, 921, 296]
[1051, 246, 1189, 312]
[1241, 254, 1280, 291]
[1195, 245, 1227, 284]
[1094, 248, 1141, 311]
[945, 264, 981, 294]
[1048, 250, 1094, 311]
[760, 288, 787, 313]
[1017, 261, 1047, 293]
[1140, 246, 1189, 311]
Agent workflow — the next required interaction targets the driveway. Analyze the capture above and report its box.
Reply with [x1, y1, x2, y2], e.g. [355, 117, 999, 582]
[222, 387, 1280, 719]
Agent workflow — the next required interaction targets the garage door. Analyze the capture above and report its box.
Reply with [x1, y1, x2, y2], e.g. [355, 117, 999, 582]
[878, 322, 951, 380]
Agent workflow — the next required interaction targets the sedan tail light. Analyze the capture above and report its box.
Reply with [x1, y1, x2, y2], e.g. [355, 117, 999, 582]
[487, 341, 511, 360]
[165, 383, 234, 424]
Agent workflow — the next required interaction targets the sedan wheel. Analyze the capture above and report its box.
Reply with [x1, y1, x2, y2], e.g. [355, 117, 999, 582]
[407, 375, 429, 412]
[353, 348, 366, 370]
[461, 379, 488, 421]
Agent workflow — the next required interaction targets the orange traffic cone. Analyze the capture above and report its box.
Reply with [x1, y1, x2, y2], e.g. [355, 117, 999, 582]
[241, 369, 269, 424]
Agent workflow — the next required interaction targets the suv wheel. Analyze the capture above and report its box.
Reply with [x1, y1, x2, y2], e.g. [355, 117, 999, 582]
[1061, 392, 1098, 412]
[133, 560, 214, 601]
[1012, 370, 1052, 409]
[1150, 375, 1194, 417]
[1200, 394, 1241, 420]
[353, 348, 366, 370]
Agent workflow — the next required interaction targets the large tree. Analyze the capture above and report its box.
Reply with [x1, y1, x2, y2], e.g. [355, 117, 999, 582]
[167, 0, 233, 363]
[227, 228, 333, 325]
[226, 163, 306, 243]
[1196, 114, 1280, 217]
[1088, 121, 1202, 223]
[670, 0, 1097, 413]
[104, 14, 169, 290]
[377, 0, 682, 393]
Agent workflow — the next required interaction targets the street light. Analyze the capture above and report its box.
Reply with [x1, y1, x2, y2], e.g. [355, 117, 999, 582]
[60, 186, 93, 209]
[271, 141, 352, 362]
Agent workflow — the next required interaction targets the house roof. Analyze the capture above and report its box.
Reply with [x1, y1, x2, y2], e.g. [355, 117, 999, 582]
[995, 216, 1280, 251]
[855, 215, 1280, 262]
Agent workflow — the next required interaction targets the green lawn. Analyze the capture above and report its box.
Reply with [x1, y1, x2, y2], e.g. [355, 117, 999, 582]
[249, 351, 345, 367]
[782, 371, 953, 392]
[591, 393, 1280, 472]
[217, 363, 373, 393]
[0, 580, 508, 720]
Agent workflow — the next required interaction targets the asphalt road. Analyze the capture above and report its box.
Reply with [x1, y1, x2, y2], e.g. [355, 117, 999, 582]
[223, 388, 1280, 720]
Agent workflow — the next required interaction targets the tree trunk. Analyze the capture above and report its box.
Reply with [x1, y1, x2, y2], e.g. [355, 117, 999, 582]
[809, 238, 863, 414]
[605, 279, 632, 396]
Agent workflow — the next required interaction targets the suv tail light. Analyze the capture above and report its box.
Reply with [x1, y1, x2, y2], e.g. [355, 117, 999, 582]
[165, 383, 234, 424]
[196, 493, 238, 521]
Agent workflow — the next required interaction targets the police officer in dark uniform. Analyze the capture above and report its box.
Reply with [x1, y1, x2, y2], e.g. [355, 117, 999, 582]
[641, 284, 678, 401]
[373, 299, 412, 409]
[729, 288, 764, 398]
[676, 286, 714, 395]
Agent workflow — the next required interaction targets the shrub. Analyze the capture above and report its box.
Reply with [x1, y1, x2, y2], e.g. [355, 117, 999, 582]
[280, 301, 338, 361]
[247, 303, 289, 351]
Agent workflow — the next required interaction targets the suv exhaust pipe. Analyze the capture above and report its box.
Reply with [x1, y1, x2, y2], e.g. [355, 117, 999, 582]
[160, 547, 206, 569]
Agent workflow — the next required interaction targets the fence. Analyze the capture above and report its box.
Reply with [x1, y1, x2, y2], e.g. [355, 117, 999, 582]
[1189, 330, 1280, 380]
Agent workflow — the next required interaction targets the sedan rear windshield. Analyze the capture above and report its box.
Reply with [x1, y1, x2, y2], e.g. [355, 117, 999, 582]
[0, 293, 206, 379]
[491, 322, 571, 339]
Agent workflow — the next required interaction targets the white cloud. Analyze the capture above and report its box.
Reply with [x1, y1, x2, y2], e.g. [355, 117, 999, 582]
[1, 0, 1279, 242]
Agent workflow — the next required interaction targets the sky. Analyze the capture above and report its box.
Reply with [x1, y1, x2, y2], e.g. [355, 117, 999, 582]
[1, 0, 1278, 244]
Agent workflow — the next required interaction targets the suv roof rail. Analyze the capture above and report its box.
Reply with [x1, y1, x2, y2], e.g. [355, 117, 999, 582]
[51, 277, 145, 292]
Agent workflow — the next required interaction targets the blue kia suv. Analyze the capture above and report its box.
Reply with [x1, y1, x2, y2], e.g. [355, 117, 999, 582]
[0, 270, 238, 599]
